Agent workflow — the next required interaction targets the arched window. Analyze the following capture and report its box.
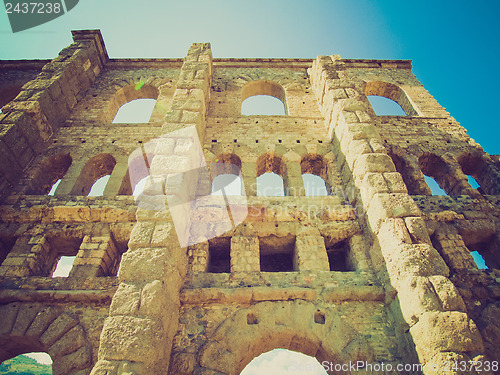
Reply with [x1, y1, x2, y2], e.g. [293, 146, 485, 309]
[257, 173, 284, 197]
[256, 154, 286, 196]
[456, 152, 500, 194]
[418, 153, 450, 196]
[103, 83, 159, 123]
[367, 95, 406, 116]
[112, 98, 157, 123]
[25, 153, 72, 195]
[120, 143, 156, 196]
[211, 154, 243, 196]
[241, 349, 327, 374]
[365, 81, 418, 116]
[71, 153, 116, 196]
[423, 175, 447, 196]
[241, 80, 286, 115]
[301, 154, 328, 196]
[88, 175, 111, 196]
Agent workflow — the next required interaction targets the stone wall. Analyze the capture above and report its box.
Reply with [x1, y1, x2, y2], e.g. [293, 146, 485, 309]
[0, 30, 498, 375]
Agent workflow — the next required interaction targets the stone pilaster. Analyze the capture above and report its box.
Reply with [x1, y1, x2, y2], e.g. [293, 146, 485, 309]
[90, 43, 212, 375]
[310, 55, 488, 373]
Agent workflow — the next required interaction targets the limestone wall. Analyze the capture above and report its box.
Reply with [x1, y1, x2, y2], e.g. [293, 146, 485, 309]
[0, 30, 498, 375]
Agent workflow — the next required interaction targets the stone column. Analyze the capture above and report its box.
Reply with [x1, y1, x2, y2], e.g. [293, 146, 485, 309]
[309, 55, 487, 373]
[90, 43, 212, 375]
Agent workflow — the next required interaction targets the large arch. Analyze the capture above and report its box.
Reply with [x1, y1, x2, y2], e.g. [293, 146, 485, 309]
[189, 301, 376, 374]
[241, 80, 287, 115]
[364, 81, 419, 116]
[0, 303, 93, 374]
[101, 83, 159, 123]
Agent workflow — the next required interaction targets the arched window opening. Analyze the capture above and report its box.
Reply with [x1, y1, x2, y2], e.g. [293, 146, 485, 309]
[257, 172, 285, 197]
[388, 152, 421, 195]
[26, 153, 72, 195]
[211, 154, 243, 196]
[104, 83, 159, 123]
[120, 145, 155, 196]
[88, 174, 111, 196]
[302, 174, 328, 196]
[52, 255, 76, 277]
[424, 175, 447, 196]
[241, 348, 327, 375]
[419, 153, 450, 196]
[241, 80, 287, 115]
[242, 95, 286, 116]
[257, 154, 286, 197]
[0, 352, 52, 373]
[133, 176, 149, 196]
[456, 153, 496, 194]
[471, 251, 488, 270]
[300, 154, 328, 196]
[212, 174, 242, 196]
[367, 95, 406, 116]
[72, 153, 116, 196]
[365, 81, 418, 116]
[47, 179, 62, 196]
[112, 98, 157, 123]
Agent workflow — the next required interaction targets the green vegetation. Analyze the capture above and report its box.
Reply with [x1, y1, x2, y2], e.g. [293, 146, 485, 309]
[0, 355, 52, 374]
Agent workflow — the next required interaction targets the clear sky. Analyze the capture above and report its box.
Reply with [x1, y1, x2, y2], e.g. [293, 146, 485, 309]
[0, 0, 499, 154]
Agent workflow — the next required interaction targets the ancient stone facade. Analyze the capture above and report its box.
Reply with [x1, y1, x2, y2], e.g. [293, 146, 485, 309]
[0, 30, 499, 374]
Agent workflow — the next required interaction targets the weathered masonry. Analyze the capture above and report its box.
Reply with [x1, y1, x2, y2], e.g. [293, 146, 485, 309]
[0, 30, 499, 374]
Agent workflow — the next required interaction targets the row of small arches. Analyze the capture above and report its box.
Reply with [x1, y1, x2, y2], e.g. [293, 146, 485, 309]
[109, 79, 413, 124]
[27, 152, 333, 198]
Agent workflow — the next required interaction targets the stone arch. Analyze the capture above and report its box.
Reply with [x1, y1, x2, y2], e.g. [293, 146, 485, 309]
[418, 152, 457, 195]
[23, 152, 73, 195]
[457, 151, 500, 195]
[101, 83, 160, 123]
[0, 303, 92, 374]
[364, 81, 419, 116]
[194, 301, 375, 374]
[211, 153, 242, 178]
[71, 153, 117, 196]
[241, 80, 287, 115]
[256, 152, 286, 178]
[118, 141, 157, 195]
[210, 154, 244, 196]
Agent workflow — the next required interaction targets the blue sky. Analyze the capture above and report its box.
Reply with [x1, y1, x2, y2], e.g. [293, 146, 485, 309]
[0, 0, 499, 154]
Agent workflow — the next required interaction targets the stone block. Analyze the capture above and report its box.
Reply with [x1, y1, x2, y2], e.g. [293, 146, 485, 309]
[367, 193, 421, 232]
[352, 153, 396, 182]
[428, 275, 466, 312]
[109, 282, 141, 316]
[410, 311, 484, 363]
[382, 243, 450, 285]
[128, 221, 154, 250]
[98, 315, 165, 364]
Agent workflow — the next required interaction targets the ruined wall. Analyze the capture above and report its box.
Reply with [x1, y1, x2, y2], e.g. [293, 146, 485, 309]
[0, 30, 498, 375]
